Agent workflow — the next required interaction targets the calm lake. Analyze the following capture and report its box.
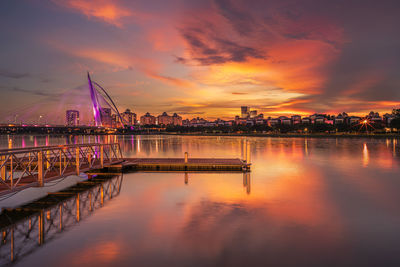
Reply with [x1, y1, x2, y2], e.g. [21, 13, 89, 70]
[1, 135, 400, 266]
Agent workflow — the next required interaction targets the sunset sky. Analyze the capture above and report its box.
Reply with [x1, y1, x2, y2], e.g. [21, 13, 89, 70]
[1, 0, 400, 124]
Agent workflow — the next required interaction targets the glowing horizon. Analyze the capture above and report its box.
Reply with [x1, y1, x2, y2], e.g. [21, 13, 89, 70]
[0, 0, 399, 124]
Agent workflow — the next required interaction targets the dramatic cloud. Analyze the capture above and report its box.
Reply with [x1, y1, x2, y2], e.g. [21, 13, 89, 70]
[179, 27, 266, 65]
[1, 0, 400, 123]
[52, 0, 133, 27]
[0, 69, 29, 79]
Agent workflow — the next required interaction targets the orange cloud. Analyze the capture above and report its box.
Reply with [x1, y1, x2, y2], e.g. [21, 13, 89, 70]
[52, 0, 133, 27]
[144, 70, 195, 88]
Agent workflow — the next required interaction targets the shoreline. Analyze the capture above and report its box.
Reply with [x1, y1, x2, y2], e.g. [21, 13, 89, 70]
[1, 132, 399, 139]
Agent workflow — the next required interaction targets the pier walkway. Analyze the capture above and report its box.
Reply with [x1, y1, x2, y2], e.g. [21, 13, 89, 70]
[0, 143, 250, 197]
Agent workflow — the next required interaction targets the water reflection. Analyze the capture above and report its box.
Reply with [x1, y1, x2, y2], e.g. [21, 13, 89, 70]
[0, 175, 122, 265]
[363, 143, 369, 167]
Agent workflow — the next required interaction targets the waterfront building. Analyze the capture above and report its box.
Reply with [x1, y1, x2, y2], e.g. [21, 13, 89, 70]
[268, 118, 280, 126]
[121, 109, 137, 126]
[334, 114, 345, 124]
[140, 112, 157, 125]
[315, 116, 326, 124]
[172, 113, 183, 126]
[100, 108, 112, 127]
[250, 110, 257, 118]
[241, 106, 250, 118]
[301, 117, 312, 124]
[348, 116, 361, 124]
[291, 115, 301, 124]
[279, 116, 292, 125]
[65, 110, 79, 126]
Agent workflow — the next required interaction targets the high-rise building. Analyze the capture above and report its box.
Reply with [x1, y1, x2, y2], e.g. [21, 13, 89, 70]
[66, 110, 80, 126]
[121, 109, 137, 126]
[250, 110, 257, 118]
[157, 112, 173, 125]
[172, 113, 182, 126]
[140, 112, 157, 125]
[100, 108, 112, 127]
[241, 106, 250, 118]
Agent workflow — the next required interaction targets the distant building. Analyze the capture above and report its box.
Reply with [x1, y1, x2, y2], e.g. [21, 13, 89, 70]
[66, 110, 79, 126]
[172, 113, 182, 126]
[241, 106, 250, 118]
[291, 115, 301, 124]
[315, 116, 326, 124]
[157, 112, 173, 125]
[140, 112, 156, 125]
[301, 117, 312, 124]
[348, 116, 361, 124]
[279, 116, 292, 125]
[121, 109, 137, 126]
[100, 108, 112, 127]
[334, 114, 345, 124]
[249, 110, 257, 118]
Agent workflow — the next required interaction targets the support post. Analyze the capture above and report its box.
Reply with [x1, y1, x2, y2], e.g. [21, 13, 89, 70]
[184, 152, 188, 164]
[28, 152, 31, 172]
[0, 156, 6, 181]
[59, 204, 63, 231]
[184, 172, 189, 185]
[10, 155, 13, 188]
[8, 139, 12, 149]
[38, 151, 44, 187]
[46, 150, 50, 169]
[246, 140, 251, 164]
[87, 151, 91, 167]
[59, 150, 62, 175]
[76, 193, 80, 222]
[100, 145, 104, 168]
[38, 210, 44, 245]
[76, 147, 80, 175]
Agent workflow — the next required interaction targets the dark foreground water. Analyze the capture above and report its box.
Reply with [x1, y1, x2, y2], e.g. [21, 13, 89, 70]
[1, 135, 400, 266]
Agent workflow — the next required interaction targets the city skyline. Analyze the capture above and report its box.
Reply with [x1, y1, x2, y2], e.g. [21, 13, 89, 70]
[1, 0, 400, 124]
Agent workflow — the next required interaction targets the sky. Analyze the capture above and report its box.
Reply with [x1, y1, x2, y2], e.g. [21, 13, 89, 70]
[0, 0, 400, 124]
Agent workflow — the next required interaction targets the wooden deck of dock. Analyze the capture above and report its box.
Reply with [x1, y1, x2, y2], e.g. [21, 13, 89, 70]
[98, 158, 250, 172]
[0, 143, 250, 197]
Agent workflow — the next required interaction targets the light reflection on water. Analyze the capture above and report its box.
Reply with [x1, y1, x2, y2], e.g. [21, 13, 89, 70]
[0, 135, 400, 266]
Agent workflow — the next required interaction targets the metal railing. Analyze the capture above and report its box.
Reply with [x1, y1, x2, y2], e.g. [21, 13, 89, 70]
[0, 143, 122, 195]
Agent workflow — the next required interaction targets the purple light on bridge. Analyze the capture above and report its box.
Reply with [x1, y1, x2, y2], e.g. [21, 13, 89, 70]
[88, 72, 102, 127]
